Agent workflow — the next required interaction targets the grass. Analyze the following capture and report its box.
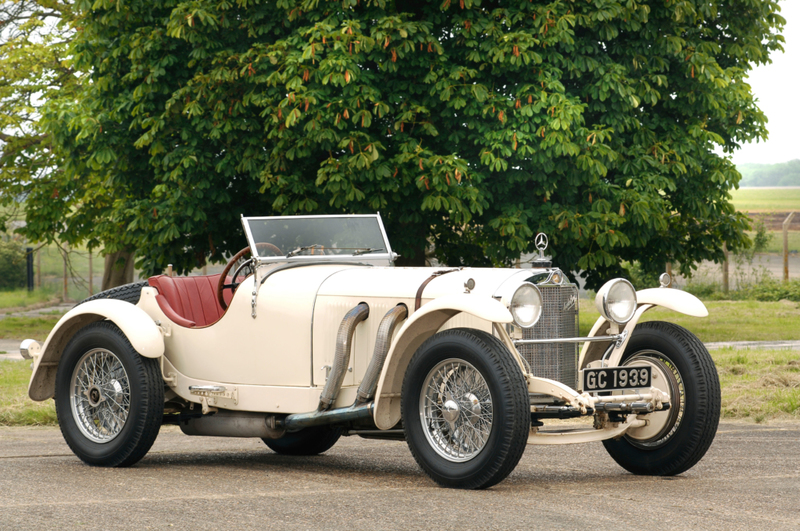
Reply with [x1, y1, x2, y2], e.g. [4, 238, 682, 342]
[0, 314, 64, 340]
[746, 230, 800, 253]
[0, 360, 57, 426]
[579, 299, 800, 342]
[729, 187, 800, 212]
[713, 347, 800, 422]
[0, 287, 60, 311]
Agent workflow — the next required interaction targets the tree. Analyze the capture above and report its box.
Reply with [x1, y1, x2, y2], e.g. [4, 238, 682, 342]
[29, 0, 786, 286]
[0, 1, 138, 289]
[0, 0, 76, 228]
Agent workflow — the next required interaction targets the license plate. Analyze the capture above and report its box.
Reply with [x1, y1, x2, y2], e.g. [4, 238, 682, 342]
[582, 366, 652, 392]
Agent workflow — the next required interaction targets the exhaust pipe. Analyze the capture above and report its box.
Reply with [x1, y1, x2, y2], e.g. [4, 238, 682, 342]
[284, 403, 374, 431]
[179, 410, 285, 439]
[318, 303, 369, 411]
[355, 304, 407, 405]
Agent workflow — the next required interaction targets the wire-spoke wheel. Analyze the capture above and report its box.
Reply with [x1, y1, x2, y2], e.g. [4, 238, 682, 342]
[420, 359, 493, 462]
[56, 322, 163, 467]
[70, 348, 131, 443]
[402, 328, 529, 489]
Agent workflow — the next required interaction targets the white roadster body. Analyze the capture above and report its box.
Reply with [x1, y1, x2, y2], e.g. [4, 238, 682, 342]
[22, 214, 721, 489]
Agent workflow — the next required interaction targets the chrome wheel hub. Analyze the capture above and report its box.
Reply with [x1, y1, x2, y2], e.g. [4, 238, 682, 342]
[419, 359, 493, 462]
[624, 350, 684, 447]
[70, 348, 131, 444]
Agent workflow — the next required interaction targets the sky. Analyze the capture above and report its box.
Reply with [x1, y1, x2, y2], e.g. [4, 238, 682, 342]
[731, 0, 800, 165]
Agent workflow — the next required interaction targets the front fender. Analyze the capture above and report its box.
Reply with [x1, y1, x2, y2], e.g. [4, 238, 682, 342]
[28, 299, 164, 401]
[579, 288, 708, 370]
[372, 294, 512, 430]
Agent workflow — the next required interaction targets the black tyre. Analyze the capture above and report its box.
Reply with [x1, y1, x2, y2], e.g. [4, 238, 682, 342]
[75, 281, 148, 307]
[55, 321, 164, 467]
[401, 328, 529, 489]
[262, 426, 342, 456]
[602, 321, 720, 476]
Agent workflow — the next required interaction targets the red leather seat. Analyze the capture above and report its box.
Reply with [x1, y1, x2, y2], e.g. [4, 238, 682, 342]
[148, 274, 232, 328]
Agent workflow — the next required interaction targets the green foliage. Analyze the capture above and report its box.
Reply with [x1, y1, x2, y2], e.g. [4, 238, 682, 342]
[740, 279, 800, 302]
[737, 159, 800, 187]
[619, 260, 662, 290]
[8, 1, 787, 285]
[0, 2, 78, 231]
[0, 240, 26, 290]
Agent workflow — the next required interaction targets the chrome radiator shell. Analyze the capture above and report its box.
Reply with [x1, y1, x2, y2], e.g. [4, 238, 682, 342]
[517, 283, 580, 389]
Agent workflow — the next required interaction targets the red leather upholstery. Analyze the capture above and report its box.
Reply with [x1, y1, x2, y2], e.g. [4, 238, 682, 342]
[148, 274, 232, 328]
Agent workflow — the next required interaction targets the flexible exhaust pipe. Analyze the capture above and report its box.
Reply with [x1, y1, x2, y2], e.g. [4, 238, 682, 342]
[318, 302, 369, 411]
[284, 402, 374, 430]
[355, 304, 407, 405]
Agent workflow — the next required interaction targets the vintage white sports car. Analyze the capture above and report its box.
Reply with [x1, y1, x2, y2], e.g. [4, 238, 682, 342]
[21, 214, 720, 489]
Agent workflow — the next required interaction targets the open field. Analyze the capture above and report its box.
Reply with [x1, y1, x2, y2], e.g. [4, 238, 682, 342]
[0, 313, 64, 340]
[579, 299, 800, 342]
[746, 230, 800, 253]
[0, 288, 60, 311]
[0, 360, 57, 426]
[730, 186, 800, 212]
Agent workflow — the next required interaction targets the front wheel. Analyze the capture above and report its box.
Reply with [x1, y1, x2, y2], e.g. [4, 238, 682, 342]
[402, 328, 529, 489]
[602, 321, 720, 476]
[55, 322, 164, 467]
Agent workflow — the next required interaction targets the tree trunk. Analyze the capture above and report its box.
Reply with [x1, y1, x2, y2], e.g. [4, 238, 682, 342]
[101, 249, 135, 290]
[395, 241, 429, 267]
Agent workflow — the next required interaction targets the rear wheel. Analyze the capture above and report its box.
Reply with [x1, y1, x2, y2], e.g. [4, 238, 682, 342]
[402, 328, 529, 489]
[55, 322, 163, 467]
[262, 426, 342, 456]
[602, 321, 720, 476]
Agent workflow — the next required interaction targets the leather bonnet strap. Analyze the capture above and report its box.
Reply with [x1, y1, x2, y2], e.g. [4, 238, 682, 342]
[414, 268, 463, 311]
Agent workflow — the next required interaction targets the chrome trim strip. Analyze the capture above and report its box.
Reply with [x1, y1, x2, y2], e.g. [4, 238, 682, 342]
[513, 334, 623, 345]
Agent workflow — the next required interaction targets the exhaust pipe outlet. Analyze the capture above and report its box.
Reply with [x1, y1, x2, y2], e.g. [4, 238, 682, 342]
[355, 304, 407, 405]
[179, 410, 285, 439]
[318, 302, 369, 410]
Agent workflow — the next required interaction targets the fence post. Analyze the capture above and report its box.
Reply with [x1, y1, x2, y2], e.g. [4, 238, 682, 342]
[63, 243, 69, 301]
[88, 250, 93, 295]
[784, 212, 795, 283]
[722, 244, 729, 294]
[36, 249, 41, 288]
[26, 247, 34, 291]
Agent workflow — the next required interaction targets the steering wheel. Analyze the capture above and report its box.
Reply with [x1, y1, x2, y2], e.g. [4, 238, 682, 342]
[217, 243, 282, 310]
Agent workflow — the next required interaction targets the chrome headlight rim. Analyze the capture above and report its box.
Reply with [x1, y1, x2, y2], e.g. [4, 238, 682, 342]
[509, 282, 543, 329]
[597, 278, 637, 325]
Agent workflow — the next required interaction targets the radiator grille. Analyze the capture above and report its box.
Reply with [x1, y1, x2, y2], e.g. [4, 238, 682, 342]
[517, 283, 579, 389]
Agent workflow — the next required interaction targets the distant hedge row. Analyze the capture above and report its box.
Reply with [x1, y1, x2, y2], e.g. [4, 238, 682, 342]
[0, 240, 26, 290]
[738, 159, 800, 187]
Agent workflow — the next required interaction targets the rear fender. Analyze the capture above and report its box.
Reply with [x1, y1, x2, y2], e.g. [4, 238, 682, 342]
[28, 299, 164, 401]
[579, 288, 708, 370]
[372, 294, 512, 430]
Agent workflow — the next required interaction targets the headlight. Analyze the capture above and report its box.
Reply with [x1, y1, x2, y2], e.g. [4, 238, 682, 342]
[595, 278, 637, 324]
[510, 282, 543, 328]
